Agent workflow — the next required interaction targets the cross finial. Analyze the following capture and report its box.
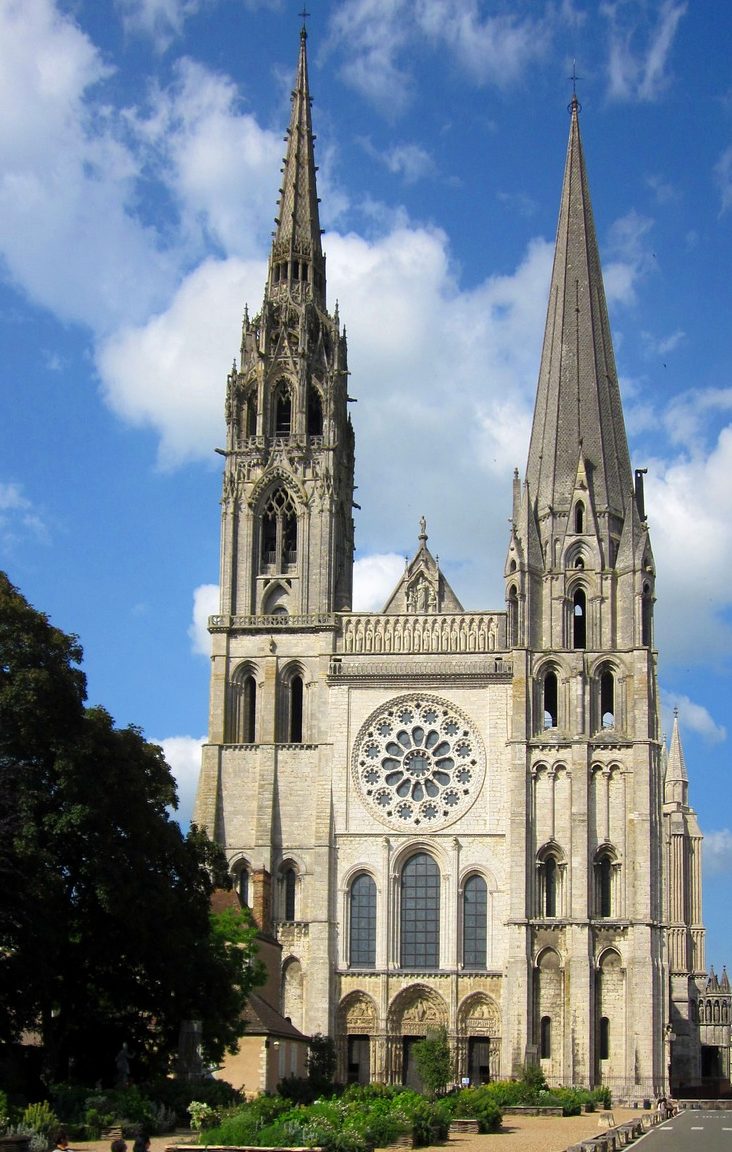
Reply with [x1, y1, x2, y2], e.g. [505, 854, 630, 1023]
[568, 58, 582, 114]
[300, 6, 310, 31]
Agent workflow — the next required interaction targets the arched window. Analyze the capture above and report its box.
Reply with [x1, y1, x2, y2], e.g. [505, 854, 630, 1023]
[350, 873, 376, 969]
[575, 502, 584, 533]
[463, 875, 488, 969]
[233, 862, 249, 907]
[641, 582, 653, 646]
[401, 853, 440, 969]
[283, 866, 297, 921]
[540, 1016, 552, 1059]
[601, 669, 615, 728]
[278, 666, 306, 744]
[508, 585, 519, 647]
[275, 384, 292, 435]
[596, 853, 613, 917]
[544, 856, 557, 917]
[227, 667, 257, 743]
[246, 389, 258, 438]
[573, 588, 586, 649]
[260, 487, 297, 572]
[307, 384, 323, 437]
[543, 670, 558, 729]
[599, 1016, 610, 1060]
[289, 674, 303, 743]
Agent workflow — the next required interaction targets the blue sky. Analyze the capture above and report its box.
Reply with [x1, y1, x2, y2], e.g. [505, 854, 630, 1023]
[2, 0, 732, 967]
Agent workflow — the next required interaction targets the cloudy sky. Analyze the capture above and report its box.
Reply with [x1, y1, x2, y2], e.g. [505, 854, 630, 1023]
[2, 0, 732, 966]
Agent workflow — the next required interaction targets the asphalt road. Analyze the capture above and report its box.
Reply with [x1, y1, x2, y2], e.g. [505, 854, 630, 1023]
[640, 1110, 732, 1152]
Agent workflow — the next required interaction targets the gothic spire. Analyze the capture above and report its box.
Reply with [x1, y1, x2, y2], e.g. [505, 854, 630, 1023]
[268, 26, 326, 308]
[525, 95, 633, 525]
[665, 708, 689, 808]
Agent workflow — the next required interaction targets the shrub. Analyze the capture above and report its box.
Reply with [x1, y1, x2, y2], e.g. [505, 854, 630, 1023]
[452, 1086, 503, 1132]
[5, 1123, 48, 1152]
[21, 1103, 59, 1138]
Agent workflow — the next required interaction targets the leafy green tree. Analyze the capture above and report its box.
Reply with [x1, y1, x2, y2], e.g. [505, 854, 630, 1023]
[413, 1028, 452, 1098]
[0, 572, 261, 1084]
[306, 1032, 337, 1093]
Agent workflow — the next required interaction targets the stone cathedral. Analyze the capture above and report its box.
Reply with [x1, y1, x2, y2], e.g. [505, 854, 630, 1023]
[194, 29, 713, 1099]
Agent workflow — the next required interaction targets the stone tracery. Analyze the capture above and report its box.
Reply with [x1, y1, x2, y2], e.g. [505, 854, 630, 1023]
[352, 694, 486, 830]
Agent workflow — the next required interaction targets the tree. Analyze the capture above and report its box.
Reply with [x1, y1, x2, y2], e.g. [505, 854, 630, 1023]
[413, 1028, 452, 1098]
[0, 572, 261, 1084]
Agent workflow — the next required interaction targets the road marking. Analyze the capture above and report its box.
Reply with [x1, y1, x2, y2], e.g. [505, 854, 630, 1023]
[722, 1127, 732, 1131]
[690, 1126, 704, 1130]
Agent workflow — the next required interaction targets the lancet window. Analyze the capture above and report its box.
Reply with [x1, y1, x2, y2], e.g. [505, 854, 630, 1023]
[349, 873, 377, 969]
[463, 874, 488, 969]
[400, 852, 440, 969]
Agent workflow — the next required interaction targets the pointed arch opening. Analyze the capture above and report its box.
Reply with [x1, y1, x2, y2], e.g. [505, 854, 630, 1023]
[307, 383, 323, 437]
[574, 501, 585, 533]
[400, 852, 440, 969]
[260, 486, 298, 573]
[245, 388, 258, 438]
[508, 585, 519, 647]
[573, 588, 586, 649]
[278, 663, 306, 743]
[274, 382, 292, 436]
[594, 846, 619, 918]
[540, 1015, 552, 1059]
[543, 669, 558, 729]
[641, 581, 653, 646]
[283, 865, 297, 921]
[227, 664, 258, 743]
[462, 874, 488, 969]
[599, 1016, 610, 1060]
[349, 872, 376, 969]
[600, 669, 615, 728]
[537, 845, 565, 919]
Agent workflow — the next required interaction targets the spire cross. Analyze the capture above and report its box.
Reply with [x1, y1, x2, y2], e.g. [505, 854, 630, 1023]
[299, 6, 310, 28]
[568, 59, 583, 114]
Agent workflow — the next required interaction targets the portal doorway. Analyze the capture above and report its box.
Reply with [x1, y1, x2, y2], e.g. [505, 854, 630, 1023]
[402, 1036, 425, 1091]
[468, 1037, 491, 1085]
[347, 1035, 371, 1084]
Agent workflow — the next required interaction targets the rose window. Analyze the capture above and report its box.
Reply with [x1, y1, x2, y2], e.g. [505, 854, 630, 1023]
[352, 694, 485, 830]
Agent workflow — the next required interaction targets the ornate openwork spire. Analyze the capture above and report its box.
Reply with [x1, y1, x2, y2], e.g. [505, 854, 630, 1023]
[268, 26, 326, 308]
[524, 97, 633, 524]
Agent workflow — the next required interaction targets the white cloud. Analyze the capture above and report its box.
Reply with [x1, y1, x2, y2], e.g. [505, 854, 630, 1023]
[116, 0, 203, 49]
[353, 553, 405, 611]
[96, 256, 265, 467]
[128, 58, 284, 258]
[660, 692, 726, 745]
[326, 0, 552, 114]
[704, 830, 732, 877]
[376, 142, 436, 185]
[646, 421, 732, 662]
[189, 582, 220, 656]
[603, 0, 687, 103]
[156, 733, 205, 827]
[0, 481, 48, 551]
[0, 0, 177, 334]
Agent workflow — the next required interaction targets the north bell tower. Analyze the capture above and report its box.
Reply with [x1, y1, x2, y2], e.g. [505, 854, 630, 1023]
[219, 26, 354, 619]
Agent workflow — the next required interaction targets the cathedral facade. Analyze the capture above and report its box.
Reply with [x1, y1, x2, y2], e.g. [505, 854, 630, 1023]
[194, 29, 708, 1100]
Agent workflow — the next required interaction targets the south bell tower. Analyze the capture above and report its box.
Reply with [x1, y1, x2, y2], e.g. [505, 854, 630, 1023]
[504, 94, 666, 1090]
[219, 26, 354, 620]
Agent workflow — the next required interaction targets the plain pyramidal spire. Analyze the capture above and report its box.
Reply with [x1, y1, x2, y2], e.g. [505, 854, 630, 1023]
[524, 93, 634, 524]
